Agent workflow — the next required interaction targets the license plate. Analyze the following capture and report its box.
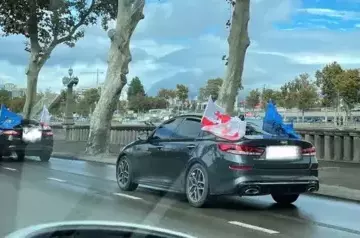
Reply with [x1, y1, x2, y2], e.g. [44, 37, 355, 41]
[265, 146, 300, 160]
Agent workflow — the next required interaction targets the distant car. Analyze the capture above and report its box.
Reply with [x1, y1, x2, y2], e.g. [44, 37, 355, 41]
[0, 119, 53, 161]
[115, 114, 319, 207]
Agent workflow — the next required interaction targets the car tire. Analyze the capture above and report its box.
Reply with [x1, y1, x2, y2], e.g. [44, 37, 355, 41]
[185, 163, 210, 208]
[116, 156, 138, 191]
[16, 150, 25, 162]
[271, 194, 299, 205]
[39, 152, 52, 162]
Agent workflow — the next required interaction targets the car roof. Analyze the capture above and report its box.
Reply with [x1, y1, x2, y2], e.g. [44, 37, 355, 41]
[174, 113, 203, 119]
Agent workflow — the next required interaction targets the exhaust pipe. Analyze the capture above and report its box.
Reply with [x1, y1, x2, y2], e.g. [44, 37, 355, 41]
[244, 186, 260, 195]
[307, 186, 316, 192]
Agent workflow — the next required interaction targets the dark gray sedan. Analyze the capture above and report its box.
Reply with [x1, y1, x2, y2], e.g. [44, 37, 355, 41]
[116, 114, 319, 207]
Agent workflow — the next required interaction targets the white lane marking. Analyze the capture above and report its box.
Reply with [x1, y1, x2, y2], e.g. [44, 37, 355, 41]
[228, 221, 279, 234]
[2, 167, 17, 171]
[113, 192, 142, 200]
[47, 177, 66, 183]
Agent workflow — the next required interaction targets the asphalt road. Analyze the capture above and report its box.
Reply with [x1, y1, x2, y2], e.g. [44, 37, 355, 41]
[1, 158, 360, 238]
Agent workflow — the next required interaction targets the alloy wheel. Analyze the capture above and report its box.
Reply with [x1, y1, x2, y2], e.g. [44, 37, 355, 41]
[117, 159, 129, 186]
[187, 168, 206, 203]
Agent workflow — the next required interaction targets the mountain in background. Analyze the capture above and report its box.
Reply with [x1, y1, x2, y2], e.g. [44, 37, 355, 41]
[146, 70, 253, 101]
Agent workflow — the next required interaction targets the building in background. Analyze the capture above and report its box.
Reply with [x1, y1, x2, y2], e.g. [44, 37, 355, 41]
[11, 88, 26, 98]
[0, 82, 26, 98]
[4, 83, 16, 91]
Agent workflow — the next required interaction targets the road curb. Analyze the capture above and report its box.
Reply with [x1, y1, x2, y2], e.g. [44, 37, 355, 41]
[52, 152, 117, 165]
[307, 192, 360, 204]
[310, 184, 360, 204]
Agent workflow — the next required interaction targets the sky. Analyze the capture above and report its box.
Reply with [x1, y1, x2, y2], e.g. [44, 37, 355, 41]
[1, 0, 360, 95]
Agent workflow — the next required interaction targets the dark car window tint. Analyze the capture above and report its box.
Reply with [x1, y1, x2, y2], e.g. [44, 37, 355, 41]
[152, 119, 182, 140]
[21, 119, 39, 126]
[246, 123, 271, 135]
[174, 118, 202, 139]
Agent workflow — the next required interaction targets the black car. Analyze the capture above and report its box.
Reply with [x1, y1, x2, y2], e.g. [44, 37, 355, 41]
[0, 119, 53, 161]
[116, 114, 319, 207]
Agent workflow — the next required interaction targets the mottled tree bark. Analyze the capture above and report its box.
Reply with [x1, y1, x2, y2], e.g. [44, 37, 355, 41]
[23, 59, 40, 119]
[86, 0, 145, 155]
[218, 0, 250, 114]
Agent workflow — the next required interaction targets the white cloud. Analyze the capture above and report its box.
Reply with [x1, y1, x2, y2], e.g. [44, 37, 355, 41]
[130, 39, 185, 58]
[252, 51, 360, 65]
[1, 0, 360, 97]
[298, 8, 360, 20]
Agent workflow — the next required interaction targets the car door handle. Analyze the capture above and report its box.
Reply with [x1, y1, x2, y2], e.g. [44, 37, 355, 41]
[187, 144, 196, 149]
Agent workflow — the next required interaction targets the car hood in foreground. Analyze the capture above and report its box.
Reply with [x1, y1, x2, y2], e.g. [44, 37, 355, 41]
[6, 220, 196, 238]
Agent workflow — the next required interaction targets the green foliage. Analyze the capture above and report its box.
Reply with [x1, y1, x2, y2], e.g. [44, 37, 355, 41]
[128, 94, 168, 112]
[9, 96, 26, 113]
[245, 89, 260, 109]
[315, 62, 343, 107]
[0, 89, 11, 106]
[157, 88, 176, 99]
[149, 96, 168, 109]
[198, 78, 223, 101]
[280, 82, 297, 109]
[176, 84, 189, 102]
[127, 77, 145, 99]
[260, 74, 318, 111]
[77, 88, 100, 116]
[334, 69, 360, 110]
[0, 0, 116, 51]
[261, 88, 281, 108]
[293, 73, 318, 112]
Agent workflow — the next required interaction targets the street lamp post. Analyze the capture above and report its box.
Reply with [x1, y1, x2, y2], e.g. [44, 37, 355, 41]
[62, 68, 79, 125]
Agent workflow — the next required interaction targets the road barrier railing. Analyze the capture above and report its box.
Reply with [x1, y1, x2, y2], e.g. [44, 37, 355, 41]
[50, 124, 360, 163]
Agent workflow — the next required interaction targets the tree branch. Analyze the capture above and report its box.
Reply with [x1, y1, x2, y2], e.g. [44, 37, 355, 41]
[38, 0, 97, 67]
[55, 0, 96, 45]
[27, 0, 41, 55]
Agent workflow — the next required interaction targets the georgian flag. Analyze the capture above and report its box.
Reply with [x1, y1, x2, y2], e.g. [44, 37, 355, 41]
[200, 97, 246, 141]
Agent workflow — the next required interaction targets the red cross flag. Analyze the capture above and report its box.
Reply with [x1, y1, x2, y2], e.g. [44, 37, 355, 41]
[201, 97, 246, 141]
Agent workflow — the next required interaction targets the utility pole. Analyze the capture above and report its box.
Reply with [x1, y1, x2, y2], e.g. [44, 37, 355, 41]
[79, 69, 104, 87]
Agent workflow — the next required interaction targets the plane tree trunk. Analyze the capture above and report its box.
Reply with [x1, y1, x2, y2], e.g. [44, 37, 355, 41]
[85, 0, 145, 155]
[217, 0, 250, 115]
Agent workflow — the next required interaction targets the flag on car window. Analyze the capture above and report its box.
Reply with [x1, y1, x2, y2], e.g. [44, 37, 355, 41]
[0, 104, 22, 129]
[262, 100, 300, 139]
[201, 97, 246, 141]
[40, 105, 51, 126]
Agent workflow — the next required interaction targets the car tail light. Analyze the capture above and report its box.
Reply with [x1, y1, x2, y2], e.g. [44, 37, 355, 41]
[302, 147, 316, 156]
[218, 143, 264, 156]
[44, 131, 53, 136]
[41, 124, 52, 130]
[3, 130, 19, 136]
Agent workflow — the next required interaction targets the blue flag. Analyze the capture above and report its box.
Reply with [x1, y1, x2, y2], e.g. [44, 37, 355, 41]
[262, 100, 300, 139]
[0, 105, 22, 129]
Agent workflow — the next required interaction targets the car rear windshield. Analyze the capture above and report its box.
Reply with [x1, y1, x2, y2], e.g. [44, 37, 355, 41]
[199, 121, 271, 139]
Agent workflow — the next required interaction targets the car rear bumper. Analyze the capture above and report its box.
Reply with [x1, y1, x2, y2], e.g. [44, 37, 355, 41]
[4, 139, 53, 156]
[237, 179, 319, 196]
[210, 174, 319, 196]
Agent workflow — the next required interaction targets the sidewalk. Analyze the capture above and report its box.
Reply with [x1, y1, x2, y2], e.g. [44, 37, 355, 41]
[53, 140, 360, 203]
